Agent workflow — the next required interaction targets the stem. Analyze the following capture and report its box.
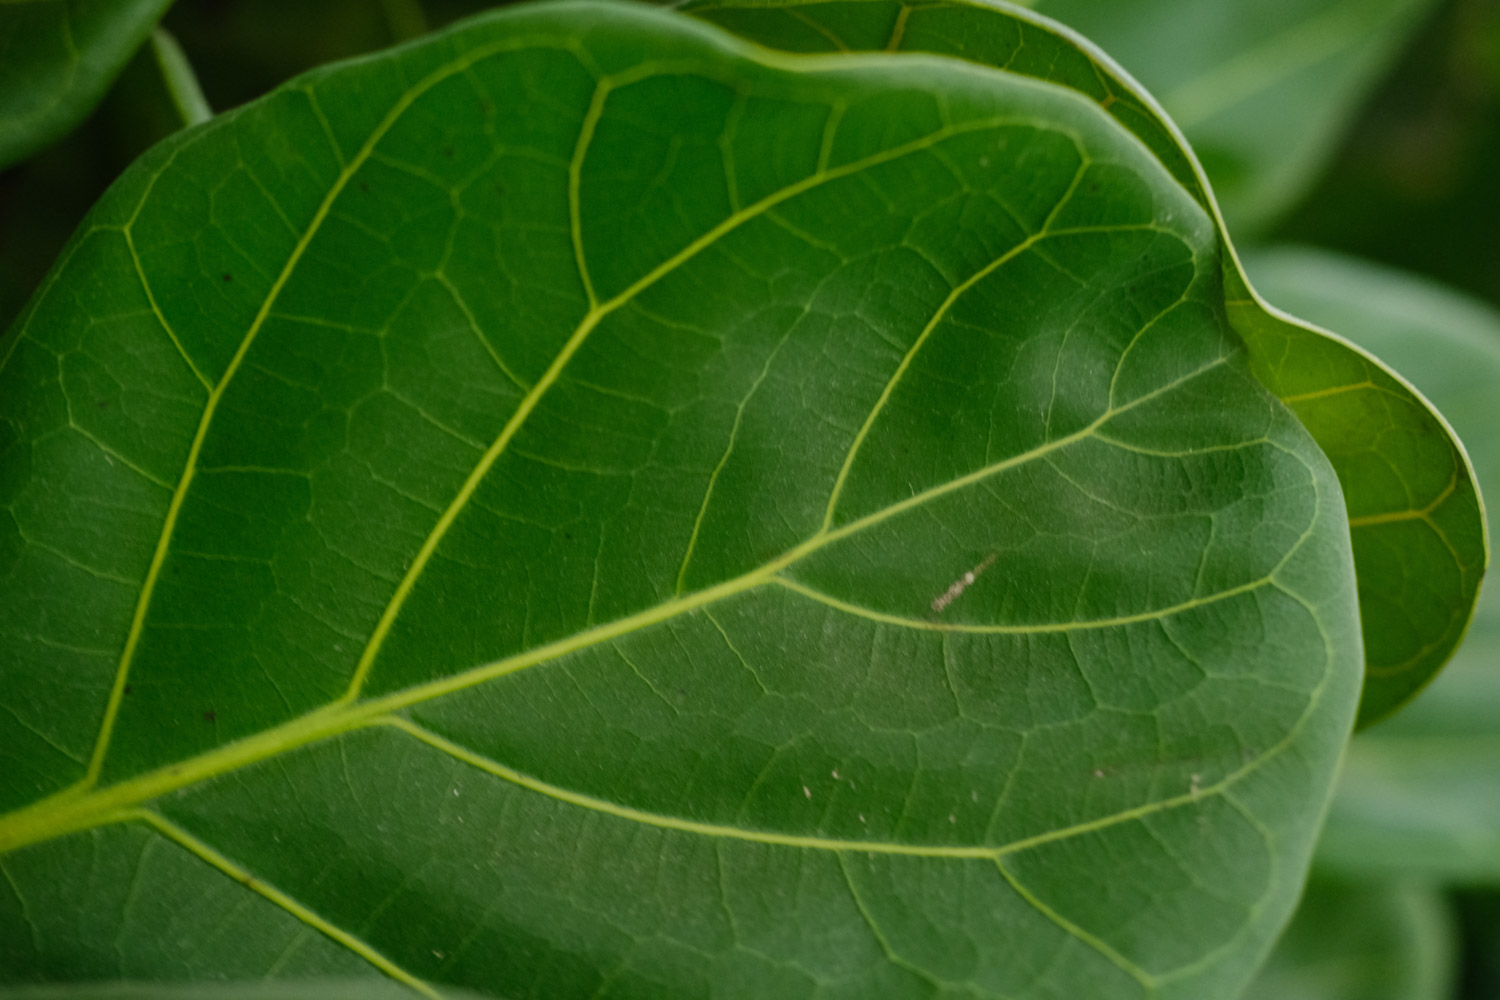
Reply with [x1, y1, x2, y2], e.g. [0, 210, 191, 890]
[381, 0, 429, 41]
[150, 26, 211, 128]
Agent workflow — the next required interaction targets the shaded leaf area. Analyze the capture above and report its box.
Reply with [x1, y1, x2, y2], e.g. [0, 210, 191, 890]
[0, 985, 487, 999]
[0, 0, 175, 168]
[1243, 878, 1455, 1000]
[1029, 0, 1437, 234]
[0, 3, 1361, 999]
[682, 0, 1483, 728]
[1249, 248, 1500, 882]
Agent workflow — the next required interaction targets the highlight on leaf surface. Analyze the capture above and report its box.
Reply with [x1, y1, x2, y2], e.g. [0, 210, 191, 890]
[0, 1, 1456, 999]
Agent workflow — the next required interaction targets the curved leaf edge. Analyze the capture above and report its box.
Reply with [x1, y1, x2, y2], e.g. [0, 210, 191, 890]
[678, 0, 1488, 726]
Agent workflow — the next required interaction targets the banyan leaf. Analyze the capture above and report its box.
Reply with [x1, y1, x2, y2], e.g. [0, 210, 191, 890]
[1249, 247, 1500, 883]
[1241, 878, 1455, 1000]
[0, 0, 176, 169]
[0, 2, 1365, 997]
[680, 0, 1484, 729]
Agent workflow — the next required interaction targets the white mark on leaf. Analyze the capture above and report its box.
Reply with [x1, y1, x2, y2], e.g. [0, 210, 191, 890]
[931, 552, 999, 614]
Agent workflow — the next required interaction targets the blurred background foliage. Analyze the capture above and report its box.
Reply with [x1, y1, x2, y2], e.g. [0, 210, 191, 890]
[0, 1, 1497, 998]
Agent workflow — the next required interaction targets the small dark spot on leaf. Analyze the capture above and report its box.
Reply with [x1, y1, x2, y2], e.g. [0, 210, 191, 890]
[203, 709, 216, 723]
[1089, 183, 1099, 192]
[563, 531, 573, 541]
[442, 144, 455, 159]
[97, 399, 109, 410]
[222, 273, 233, 283]
[123, 685, 132, 695]
[359, 180, 370, 192]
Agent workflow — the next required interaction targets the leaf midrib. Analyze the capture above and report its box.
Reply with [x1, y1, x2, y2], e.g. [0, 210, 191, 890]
[0, 351, 1280, 856]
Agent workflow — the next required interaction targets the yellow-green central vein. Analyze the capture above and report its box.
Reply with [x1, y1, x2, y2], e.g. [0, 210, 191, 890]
[0, 351, 1234, 857]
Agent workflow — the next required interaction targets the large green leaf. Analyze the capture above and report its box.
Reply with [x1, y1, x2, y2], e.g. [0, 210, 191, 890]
[0, 0, 175, 168]
[1241, 878, 1455, 1000]
[0, 2, 1364, 997]
[1249, 247, 1500, 883]
[682, 0, 1484, 729]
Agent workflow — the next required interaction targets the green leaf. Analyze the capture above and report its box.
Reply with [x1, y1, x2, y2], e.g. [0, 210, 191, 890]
[683, 0, 1485, 729]
[1025, 0, 1439, 233]
[0, 0, 176, 169]
[0, 984, 479, 1000]
[1241, 879, 1455, 1000]
[1249, 247, 1500, 883]
[0, 2, 1365, 997]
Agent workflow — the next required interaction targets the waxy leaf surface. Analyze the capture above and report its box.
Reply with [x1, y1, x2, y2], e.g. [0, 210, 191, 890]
[0, 0, 174, 168]
[684, 0, 1483, 727]
[2, 4, 1362, 998]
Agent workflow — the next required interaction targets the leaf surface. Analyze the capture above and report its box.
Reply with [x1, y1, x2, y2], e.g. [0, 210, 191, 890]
[1250, 247, 1500, 882]
[0, 3, 1363, 998]
[0, 0, 175, 168]
[682, 0, 1483, 728]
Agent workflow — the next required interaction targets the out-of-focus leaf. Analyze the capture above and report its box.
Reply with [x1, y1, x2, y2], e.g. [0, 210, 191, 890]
[0, 3, 1366, 997]
[1242, 878, 1455, 1000]
[687, 0, 1486, 727]
[0, 0, 175, 168]
[1250, 246, 1500, 882]
[1028, 0, 1439, 234]
[1273, 0, 1500, 310]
